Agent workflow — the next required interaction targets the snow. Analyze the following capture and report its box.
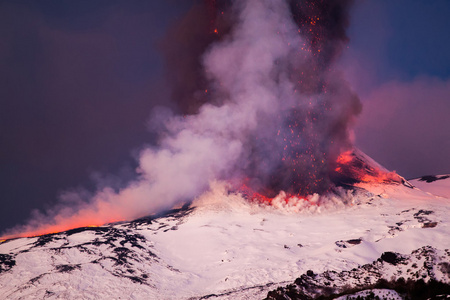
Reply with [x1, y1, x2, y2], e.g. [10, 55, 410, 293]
[335, 289, 403, 300]
[1, 177, 449, 299]
[0, 237, 37, 253]
[145, 181, 450, 298]
[410, 174, 450, 198]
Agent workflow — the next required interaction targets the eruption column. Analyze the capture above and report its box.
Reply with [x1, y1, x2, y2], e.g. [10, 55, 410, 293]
[1, 0, 363, 239]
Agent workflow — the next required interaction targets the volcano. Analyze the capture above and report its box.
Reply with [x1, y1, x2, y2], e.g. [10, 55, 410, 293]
[238, 149, 410, 207]
[1, 172, 449, 299]
[1, 1, 448, 298]
[1, 0, 371, 240]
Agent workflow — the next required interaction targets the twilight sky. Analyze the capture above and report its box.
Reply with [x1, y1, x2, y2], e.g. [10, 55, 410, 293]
[1, 0, 449, 232]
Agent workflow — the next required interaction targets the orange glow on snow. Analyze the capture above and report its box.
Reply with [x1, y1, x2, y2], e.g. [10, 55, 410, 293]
[0, 198, 131, 240]
[0, 217, 124, 241]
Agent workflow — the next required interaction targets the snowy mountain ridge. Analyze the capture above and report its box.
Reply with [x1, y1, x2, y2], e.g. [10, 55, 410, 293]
[267, 245, 450, 299]
[0, 176, 449, 299]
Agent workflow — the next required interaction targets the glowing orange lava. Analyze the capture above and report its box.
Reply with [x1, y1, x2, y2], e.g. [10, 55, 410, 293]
[0, 216, 125, 241]
[238, 180, 311, 207]
[336, 150, 353, 165]
[334, 150, 402, 184]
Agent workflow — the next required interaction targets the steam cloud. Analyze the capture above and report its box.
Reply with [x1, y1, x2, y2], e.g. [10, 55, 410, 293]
[2, 0, 361, 239]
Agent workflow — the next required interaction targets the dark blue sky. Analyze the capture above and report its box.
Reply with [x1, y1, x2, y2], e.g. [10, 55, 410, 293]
[345, 0, 450, 84]
[1, 0, 449, 232]
[0, 0, 193, 232]
[344, 0, 450, 180]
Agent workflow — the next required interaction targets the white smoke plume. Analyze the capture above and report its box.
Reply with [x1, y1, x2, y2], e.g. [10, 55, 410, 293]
[1, 0, 360, 239]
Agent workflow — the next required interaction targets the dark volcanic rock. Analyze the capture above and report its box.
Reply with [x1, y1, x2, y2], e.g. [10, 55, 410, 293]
[265, 246, 450, 300]
[65, 226, 109, 236]
[422, 222, 438, 228]
[34, 234, 60, 247]
[0, 254, 15, 273]
[347, 239, 362, 245]
[418, 175, 450, 183]
[336, 238, 362, 248]
[55, 264, 81, 273]
[380, 252, 404, 265]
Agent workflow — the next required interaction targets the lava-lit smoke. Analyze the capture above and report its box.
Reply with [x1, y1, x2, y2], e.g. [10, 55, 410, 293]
[2, 0, 366, 239]
[163, 0, 362, 197]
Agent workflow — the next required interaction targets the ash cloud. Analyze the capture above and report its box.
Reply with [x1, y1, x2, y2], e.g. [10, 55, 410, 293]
[1, 0, 361, 239]
[161, 0, 361, 196]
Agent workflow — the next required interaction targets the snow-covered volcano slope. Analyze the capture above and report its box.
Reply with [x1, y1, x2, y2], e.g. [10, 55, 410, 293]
[409, 174, 450, 198]
[0, 178, 449, 299]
